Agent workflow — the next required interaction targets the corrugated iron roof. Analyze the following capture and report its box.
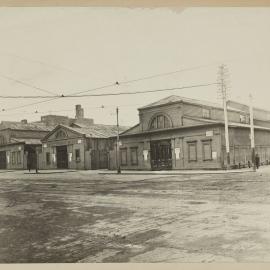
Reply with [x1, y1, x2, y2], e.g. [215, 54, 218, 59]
[139, 95, 241, 112]
[11, 138, 42, 145]
[0, 121, 54, 131]
[60, 124, 129, 138]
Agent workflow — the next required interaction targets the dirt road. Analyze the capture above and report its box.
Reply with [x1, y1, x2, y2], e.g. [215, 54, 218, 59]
[0, 168, 269, 262]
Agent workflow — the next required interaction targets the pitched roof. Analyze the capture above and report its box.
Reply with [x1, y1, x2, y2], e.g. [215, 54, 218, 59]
[69, 124, 129, 138]
[44, 123, 129, 140]
[0, 121, 53, 131]
[10, 138, 42, 145]
[139, 95, 241, 112]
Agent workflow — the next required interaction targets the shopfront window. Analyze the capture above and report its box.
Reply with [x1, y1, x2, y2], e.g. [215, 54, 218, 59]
[188, 141, 197, 162]
[130, 147, 138, 165]
[120, 148, 127, 165]
[202, 140, 212, 161]
[75, 149, 80, 161]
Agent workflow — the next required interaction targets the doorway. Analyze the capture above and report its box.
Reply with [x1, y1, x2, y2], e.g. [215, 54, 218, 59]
[0, 151, 6, 169]
[150, 140, 172, 170]
[56, 145, 68, 169]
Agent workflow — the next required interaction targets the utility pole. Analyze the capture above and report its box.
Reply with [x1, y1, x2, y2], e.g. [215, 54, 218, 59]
[116, 107, 121, 174]
[249, 94, 256, 171]
[218, 64, 230, 169]
[36, 148, 39, 174]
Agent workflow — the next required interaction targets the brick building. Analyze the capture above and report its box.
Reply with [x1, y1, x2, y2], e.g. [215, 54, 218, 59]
[109, 95, 270, 171]
[41, 123, 128, 170]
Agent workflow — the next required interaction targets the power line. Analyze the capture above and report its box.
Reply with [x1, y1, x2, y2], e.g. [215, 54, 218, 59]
[0, 73, 58, 96]
[0, 103, 142, 117]
[68, 63, 219, 96]
[0, 82, 217, 113]
[0, 60, 224, 112]
[0, 82, 217, 99]
[67, 82, 218, 97]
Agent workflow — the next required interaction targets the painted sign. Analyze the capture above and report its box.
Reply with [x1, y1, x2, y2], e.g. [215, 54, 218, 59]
[206, 130, 213, 137]
[77, 139, 82, 144]
[68, 153, 73, 162]
[174, 147, 181, 160]
[143, 150, 148, 161]
[212, 151, 217, 159]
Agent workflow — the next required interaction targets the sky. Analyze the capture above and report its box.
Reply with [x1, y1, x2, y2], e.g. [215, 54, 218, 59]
[0, 7, 270, 127]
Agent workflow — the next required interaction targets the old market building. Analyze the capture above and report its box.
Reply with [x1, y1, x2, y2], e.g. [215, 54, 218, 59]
[0, 104, 96, 170]
[110, 95, 270, 171]
[40, 123, 128, 170]
[0, 120, 53, 170]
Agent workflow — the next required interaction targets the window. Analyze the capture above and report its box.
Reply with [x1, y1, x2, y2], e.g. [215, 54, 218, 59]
[17, 151, 21, 164]
[202, 108, 211, 119]
[130, 147, 138, 165]
[0, 136, 6, 145]
[240, 114, 246, 123]
[75, 149, 80, 162]
[150, 115, 171, 130]
[46, 152, 51, 165]
[11, 152, 16, 164]
[202, 140, 212, 161]
[120, 148, 127, 165]
[188, 142, 197, 162]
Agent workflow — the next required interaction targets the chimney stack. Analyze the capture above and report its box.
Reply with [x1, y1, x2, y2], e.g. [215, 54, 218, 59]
[75, 104, 84, 119]
[21, 119, 27, 124]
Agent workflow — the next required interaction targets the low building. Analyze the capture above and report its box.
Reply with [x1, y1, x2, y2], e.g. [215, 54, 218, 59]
[40, 123, 128, 170]
[109, 95, 270, 171]
[0, 120, 53, 170]
[0, 104, 95, 170]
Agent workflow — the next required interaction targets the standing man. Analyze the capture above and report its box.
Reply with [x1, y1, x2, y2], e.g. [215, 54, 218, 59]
[255, 153, 260, 169]
[27, 156, 31, 172]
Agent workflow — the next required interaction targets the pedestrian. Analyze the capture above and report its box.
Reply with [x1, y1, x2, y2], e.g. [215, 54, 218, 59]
[27, 159, 31, 172]
[248, 160, 251, 168]
[255, 153, 260, 169]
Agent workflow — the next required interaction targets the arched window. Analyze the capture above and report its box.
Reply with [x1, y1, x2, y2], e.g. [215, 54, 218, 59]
[150, 114, 171, 130]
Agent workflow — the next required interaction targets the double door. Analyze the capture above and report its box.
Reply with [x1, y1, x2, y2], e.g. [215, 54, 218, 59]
[0, 151, 6, 169]
[150, 140, 172, 170]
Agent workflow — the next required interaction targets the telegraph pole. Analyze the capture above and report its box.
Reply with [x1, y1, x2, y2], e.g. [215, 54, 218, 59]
[218, 64, 230, 169]
[249, 94, 256, 171]
[116, 107, 121, 174]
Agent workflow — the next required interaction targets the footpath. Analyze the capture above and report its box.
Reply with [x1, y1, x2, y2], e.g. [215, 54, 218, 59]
[99, 168, 254, 175]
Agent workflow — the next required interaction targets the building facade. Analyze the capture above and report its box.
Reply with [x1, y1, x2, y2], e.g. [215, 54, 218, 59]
[109, 95, 270, 171]
[41, 124, 127, 170]
[0, 121, 53, 170]
[0, 104, 96, 170]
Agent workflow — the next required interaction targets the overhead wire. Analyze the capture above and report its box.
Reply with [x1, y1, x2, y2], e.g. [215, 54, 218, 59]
[0, 73, 58, 96]
[0, 61, 223, 113]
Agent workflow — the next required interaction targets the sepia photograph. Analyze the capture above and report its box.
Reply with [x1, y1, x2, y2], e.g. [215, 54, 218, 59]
[1, 2, 270, 264]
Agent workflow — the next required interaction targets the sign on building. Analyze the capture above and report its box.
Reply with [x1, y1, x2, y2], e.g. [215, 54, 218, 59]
[206, 130, 213, 137]
[212, 151, 217, 160]
[174, 147, 181, 160]
[143, 150, 148, 161]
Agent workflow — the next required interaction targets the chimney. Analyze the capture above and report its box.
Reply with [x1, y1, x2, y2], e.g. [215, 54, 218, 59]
[75, 104, 84, 119]
[21, 119, 27, 124]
